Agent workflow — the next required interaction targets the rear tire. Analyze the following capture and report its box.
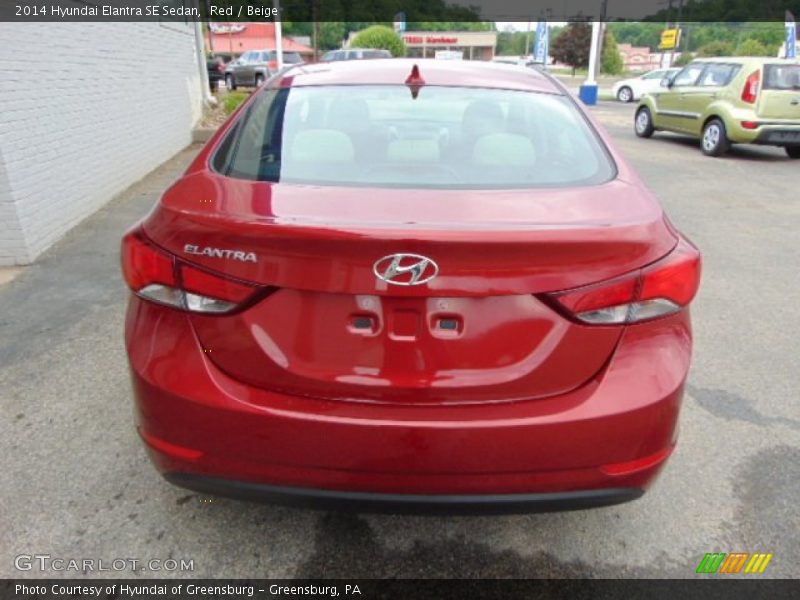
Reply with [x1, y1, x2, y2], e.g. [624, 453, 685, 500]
[617, 86, 634, 103]
[785, 146, 800, 159]
[255, 74, 264, 87]
[225, 74, 236, 91]
[701, 118, 730, 157]
[634, 107, 655, 138]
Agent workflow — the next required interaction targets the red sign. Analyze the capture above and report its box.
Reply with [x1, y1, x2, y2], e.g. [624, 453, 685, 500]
[403, 35, 459, 45]
[426, 36, 458, 44]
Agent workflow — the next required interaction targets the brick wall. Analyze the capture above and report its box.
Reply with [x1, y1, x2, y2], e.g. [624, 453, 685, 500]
[0, 22, 205, 265]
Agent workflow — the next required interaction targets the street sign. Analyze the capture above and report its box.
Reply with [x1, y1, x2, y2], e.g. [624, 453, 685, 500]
[394, 12, 406, 34]
[533, 21, 549, 65]
[660, 28, 681, 50]
[786, 11, 797, 59]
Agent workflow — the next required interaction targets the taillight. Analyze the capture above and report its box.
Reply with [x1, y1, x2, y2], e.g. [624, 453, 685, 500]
[121, 229, 259, 314]
[268, 60, 278, 70]
[546, 237, 701, 325]
[741, 69, 760, 104]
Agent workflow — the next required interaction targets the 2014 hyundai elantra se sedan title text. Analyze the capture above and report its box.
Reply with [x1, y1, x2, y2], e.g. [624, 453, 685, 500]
[121, 59, 701, 513]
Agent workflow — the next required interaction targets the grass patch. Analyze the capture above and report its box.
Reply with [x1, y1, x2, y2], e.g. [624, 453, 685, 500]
[222, 91, 250, 115]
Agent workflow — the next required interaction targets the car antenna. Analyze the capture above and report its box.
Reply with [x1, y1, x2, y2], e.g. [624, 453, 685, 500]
[405, 64, 425, 99]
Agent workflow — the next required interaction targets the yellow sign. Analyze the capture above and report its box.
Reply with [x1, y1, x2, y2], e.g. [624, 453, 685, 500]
[660, 28, 681, 50]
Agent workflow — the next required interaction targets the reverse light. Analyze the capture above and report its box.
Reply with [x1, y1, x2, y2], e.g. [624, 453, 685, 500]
[121, 229, 259, 314]
[741, 69, 760, 104]
[547, 237, 701, 325]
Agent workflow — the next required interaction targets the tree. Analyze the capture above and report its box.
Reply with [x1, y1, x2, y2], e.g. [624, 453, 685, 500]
[350, 25, 406, 57]
[496, 30, 532, 56]
[601, 29, 624, 75]
[318, 22, 347, 51]
[736, 38, 771, 56]
[550, 23, 592, 76]
[672, 52, 695, 66]
[698, 40, 735, 57]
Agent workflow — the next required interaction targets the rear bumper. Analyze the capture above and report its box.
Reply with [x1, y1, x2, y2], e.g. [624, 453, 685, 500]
[165, 472, 642, 514]
[751, 127, 800, 146]
[727, 121, 800, 145]
[126, 297, 691, 510]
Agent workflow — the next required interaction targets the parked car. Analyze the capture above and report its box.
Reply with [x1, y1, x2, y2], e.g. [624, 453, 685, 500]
[224, 50, 304, 89]
[491, 56, 540, 69]
[635, 57, 800, 157]
[612, 68, 680, 102]
[121, 59, 701, 513]
[206, 56, 226, 92]
[321, 48, 392, 62]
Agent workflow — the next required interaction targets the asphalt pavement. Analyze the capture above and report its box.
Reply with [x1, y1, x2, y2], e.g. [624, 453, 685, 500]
[1, 101, 798, 579]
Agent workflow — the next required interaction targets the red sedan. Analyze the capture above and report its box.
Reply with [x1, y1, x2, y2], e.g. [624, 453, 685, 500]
[121, 59, 701, 513]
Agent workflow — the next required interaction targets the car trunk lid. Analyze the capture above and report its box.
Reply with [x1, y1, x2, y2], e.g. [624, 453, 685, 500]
[142, 173, 676, 404]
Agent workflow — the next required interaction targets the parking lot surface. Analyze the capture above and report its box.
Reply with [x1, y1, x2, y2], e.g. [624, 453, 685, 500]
[1, 101, 798, 579]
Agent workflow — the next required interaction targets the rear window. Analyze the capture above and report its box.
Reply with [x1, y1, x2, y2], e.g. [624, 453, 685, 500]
[763, 64, 800, 90]
[212, 85, 615, 189]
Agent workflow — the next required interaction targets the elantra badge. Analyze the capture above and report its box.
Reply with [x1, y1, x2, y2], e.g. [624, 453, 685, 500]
[184, 244, 257, 263]
[373, 254, 438, 286]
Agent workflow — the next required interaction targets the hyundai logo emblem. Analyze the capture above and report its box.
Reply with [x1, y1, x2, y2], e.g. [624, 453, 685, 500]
[373, 254, 439, 286]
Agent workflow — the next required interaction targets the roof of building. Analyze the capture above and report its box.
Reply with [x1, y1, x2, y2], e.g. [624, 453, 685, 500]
[207, 22, 314, 55]
[277, 59, 562, 94]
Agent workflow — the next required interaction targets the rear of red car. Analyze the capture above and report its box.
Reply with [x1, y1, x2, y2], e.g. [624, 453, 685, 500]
[122, 60, 700, 513]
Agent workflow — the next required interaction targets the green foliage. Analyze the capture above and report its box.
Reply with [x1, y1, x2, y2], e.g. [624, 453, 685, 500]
[672, 52, 695, 66]
[601, 29, 624, 75]
[698, 40, 735, 57]
[736, 38, 771, 56]
[608, 22, 663, 51]
[609, 21, 788, 55]
[223, 91, 249, 115]
[351, 25, 407, 57]
[318, 22, 348, 50]
[550, 23, 592, 75]
[410, 22, 495, 32]
[496, 29, 533, 57]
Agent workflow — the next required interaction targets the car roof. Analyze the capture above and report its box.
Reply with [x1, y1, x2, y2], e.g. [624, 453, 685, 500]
[278, 58, 563, 94]
[694, 56, 800, 64]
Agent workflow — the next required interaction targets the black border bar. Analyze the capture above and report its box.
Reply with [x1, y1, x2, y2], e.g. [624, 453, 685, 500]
[3, 579, 799, 600]
[1, 0, 799, 22]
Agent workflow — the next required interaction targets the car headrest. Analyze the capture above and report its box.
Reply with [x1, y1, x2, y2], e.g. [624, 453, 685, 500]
[462, 100, 505, 138]
[289, 129, 355, 162]
[387, 139, 440, 162]
[472, 133, 536, 167]
[328, 98, 371, 128]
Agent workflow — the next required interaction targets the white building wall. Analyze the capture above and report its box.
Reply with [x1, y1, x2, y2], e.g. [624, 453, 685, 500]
[0, 22, 205, 265]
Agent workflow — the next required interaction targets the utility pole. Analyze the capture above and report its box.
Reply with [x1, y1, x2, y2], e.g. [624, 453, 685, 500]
[664, 0, 674, 68]
[273, 0, 283, 70]
[594, 0, 609, 81]
[674, 0, 685, 61]
[525, 20, 532, 56]
[312, 0, 320, 62]
[580, 20, 602, 105]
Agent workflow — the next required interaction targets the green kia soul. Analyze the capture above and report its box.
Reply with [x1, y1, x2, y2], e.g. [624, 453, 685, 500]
[635, 57, 800, 158]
